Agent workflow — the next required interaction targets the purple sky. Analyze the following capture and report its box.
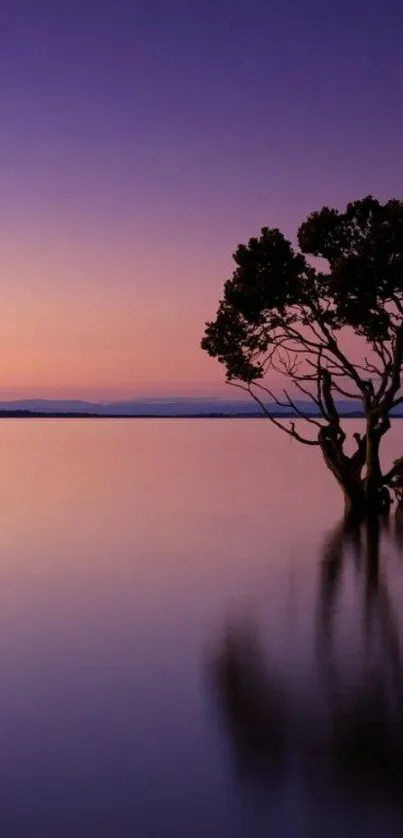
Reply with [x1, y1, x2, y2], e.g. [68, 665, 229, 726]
[0, 0, 402, 398]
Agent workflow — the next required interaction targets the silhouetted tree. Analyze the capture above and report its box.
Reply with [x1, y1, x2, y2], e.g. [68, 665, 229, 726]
[202, 197, 403, 518]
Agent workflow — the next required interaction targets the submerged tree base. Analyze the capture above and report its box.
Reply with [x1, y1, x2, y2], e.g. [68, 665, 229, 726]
[344, 487, 393, 524]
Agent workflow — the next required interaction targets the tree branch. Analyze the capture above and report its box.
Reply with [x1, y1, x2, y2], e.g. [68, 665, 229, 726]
[388, 326, 403, 404]
[227, 382, 321, 445]
[293, 380, 328, 418]
[330, 379, 362, 400]
[384, 456, 403, 485]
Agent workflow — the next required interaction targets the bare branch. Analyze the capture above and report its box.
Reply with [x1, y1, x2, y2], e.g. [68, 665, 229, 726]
[227, 382, 321, 446]
[293, 380, 327, 418]
[373, 340, 392, 367]
[330, 379, 363, 400]
[252, 382, 322, 427]
[363, 355, 383, 377]
[308, 300, 368, 393]
[281, 388, 322, 427]
[382, 325, 403, 408]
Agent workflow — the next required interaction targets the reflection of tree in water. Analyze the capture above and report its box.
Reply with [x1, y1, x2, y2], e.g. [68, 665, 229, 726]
[209, 518, 403, 812]
[319, 517, 403, 804]
[394, 508, 403, 552]
[211, 627, 288, 782]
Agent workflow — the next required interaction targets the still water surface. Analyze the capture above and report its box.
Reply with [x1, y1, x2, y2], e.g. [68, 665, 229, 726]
[0, 419, 402, 836]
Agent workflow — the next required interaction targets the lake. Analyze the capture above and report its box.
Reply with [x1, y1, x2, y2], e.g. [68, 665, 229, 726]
[0, 418, 402, 837]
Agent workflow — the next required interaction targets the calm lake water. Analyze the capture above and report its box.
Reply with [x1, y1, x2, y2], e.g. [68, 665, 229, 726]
[0, 418, 403, 837]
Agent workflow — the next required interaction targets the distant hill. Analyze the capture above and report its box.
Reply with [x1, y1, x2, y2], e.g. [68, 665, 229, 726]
[0, 397, 402, 417]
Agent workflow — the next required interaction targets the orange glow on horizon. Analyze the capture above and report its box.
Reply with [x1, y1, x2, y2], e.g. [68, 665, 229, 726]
[0, 225, 230, 400]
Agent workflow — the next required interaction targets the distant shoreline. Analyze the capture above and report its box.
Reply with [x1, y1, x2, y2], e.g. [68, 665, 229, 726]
[0, 410, 399, 419]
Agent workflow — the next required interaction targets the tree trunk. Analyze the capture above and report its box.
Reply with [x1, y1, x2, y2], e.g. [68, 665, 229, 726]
[319, 425, 390, 522]
[364, 420, 384, 513]
[343, 488, 367, 523]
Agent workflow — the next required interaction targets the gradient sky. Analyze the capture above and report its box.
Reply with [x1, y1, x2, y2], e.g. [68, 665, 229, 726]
[0, 0, 402, 399]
